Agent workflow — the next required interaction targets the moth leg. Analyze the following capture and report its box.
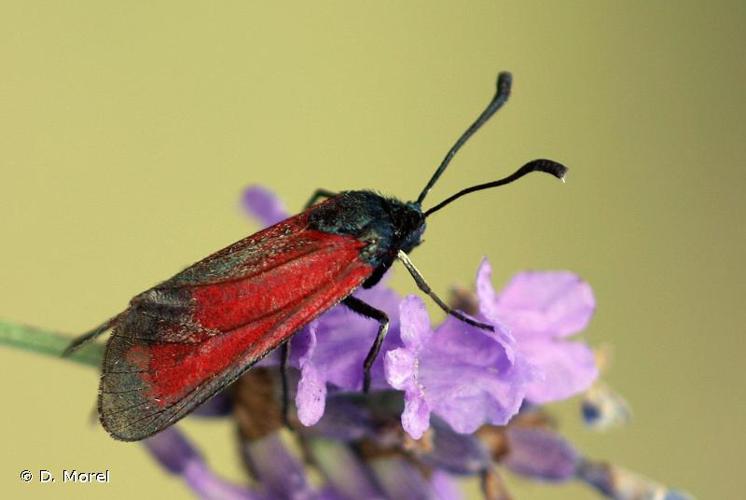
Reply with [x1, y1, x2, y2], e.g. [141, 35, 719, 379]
[397, 250, 494, 331]
[342, 296, 389, 393]
[304, 189, 337, 209]
[280, 342, 292, 428]
[62, 313, 123, 357]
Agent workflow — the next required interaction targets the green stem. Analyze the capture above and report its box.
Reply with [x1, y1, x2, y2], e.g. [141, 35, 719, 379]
[0, 319, 103, 367]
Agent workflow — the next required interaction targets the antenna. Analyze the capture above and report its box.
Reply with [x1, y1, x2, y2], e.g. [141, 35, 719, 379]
[424, 159, 568, 217]
[416, 72, 512, 206]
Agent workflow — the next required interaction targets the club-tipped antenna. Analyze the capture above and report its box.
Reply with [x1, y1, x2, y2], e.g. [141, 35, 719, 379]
[424, 159, 568, 217]
[416, 72, 513, 206]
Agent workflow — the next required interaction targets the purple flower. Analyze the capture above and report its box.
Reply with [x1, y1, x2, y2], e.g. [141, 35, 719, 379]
[384, 295, 535, 439]
[476, 258, 598, 403]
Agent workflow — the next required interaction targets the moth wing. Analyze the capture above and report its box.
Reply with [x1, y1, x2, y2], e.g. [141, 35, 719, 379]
[99, 216, 372, 441]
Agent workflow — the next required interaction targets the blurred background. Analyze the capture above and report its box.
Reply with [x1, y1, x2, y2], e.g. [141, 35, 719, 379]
[1, 1, 744, 498]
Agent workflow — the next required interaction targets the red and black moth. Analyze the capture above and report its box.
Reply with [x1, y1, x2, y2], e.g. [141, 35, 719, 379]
[65, 72, 567, 441]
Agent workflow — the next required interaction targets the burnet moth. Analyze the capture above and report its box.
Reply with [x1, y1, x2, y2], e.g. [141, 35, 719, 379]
[65, 72, 567, 441]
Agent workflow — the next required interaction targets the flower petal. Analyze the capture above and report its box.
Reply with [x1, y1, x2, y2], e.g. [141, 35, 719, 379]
[293, 324, 329, 426]
[521, 339, 599, 404]
[421, 316, 529, 433]
[296, 364, 327, 426]
[399, 294, 432, 350]
[491, 270, 596, 339]
[386, 296, 531, 439]
[401, 390, 431, 439]
[383, 347, 416, 390]
[241, 185, 290, 227]
[476, 258, 502, 324]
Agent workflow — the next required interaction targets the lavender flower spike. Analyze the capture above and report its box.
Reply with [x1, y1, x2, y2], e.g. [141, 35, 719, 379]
[385, 295, 534, 439]
[476, 258, 599, 403]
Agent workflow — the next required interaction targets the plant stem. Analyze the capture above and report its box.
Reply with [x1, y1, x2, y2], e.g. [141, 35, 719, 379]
[0, 319, 103, 367]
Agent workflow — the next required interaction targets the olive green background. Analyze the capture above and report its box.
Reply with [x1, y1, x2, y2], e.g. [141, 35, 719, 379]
[1, 1, 743, 499]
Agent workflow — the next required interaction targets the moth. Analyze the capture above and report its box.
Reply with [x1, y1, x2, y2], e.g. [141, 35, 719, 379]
[66, 72, 567, 441]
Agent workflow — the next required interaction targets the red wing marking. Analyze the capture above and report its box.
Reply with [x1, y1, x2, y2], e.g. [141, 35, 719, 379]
[99, 219, 373, 441]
